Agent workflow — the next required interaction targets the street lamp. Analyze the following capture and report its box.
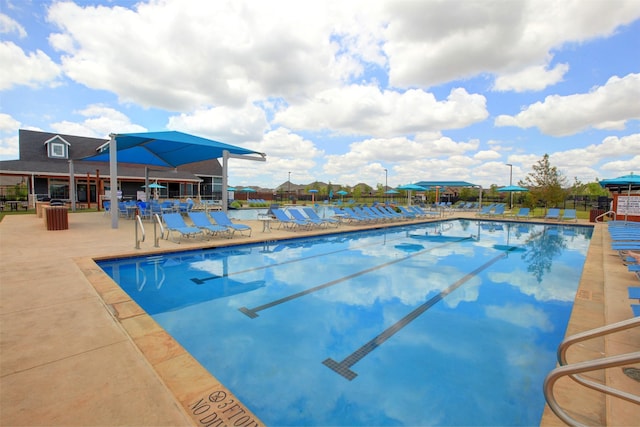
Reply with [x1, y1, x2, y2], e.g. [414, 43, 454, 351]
[288, 171, 291, 203]
[506, 163, 513, 210]
[384, 168, 388, 204]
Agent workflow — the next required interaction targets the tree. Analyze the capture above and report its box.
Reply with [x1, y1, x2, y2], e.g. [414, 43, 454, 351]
[519, 154, 568, 210]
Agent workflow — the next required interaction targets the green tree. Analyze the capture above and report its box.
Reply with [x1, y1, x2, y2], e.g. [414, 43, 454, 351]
[519, 154, 568, 210]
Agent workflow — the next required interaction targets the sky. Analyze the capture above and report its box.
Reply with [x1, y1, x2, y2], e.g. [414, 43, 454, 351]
[1, 0, 639, 190]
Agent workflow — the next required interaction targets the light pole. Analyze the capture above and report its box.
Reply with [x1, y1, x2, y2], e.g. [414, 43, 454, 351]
[384, 168, 388, 204]
[288, 171, 291, 203]
[506, 163, 513, 210]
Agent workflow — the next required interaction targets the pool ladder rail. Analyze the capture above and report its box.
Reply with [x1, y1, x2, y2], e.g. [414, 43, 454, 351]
[134, 213, 164, 249]
[543, 316, 640, 426]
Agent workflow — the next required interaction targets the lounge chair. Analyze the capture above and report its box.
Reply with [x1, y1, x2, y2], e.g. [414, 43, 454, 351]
[545, 208, 561, 220]
[289, 209, 324, 227]
[188, 212, 230, 237]
[208, 211, 252, 236]
[163, 213, 205, 242]
[561, 209, 577, 222]
[514, 207, 530, 220]
[476, 205, 494, 216]
[398, 206, 417, 219]
[489, 204, 506, 217]
[302, 207, 339, 227]
[270, 208, 309, 230]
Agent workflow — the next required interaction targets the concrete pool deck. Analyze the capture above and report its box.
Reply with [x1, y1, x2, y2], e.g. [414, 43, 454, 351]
[0, 210, 638, 426]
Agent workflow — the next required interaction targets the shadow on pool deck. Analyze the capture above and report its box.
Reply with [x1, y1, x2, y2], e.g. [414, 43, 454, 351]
[0, 211, 638, 426]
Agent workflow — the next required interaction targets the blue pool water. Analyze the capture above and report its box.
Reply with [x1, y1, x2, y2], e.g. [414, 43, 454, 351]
[98, 220, 593, 426]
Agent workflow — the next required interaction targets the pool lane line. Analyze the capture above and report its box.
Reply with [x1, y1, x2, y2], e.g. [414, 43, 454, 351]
[190, 230, 416, 284]
[238, 237, 472, 319]
[322, 246, 517, 381]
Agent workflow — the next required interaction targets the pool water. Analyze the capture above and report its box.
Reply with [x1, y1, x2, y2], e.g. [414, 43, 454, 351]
[98, 220, 593, 426]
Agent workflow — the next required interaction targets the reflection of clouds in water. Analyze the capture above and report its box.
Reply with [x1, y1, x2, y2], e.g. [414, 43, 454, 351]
[489, 263, 579, 302]
[485, 303, 554, 332]
[443, 276, 481, 308]
[316, 265, 471, 307]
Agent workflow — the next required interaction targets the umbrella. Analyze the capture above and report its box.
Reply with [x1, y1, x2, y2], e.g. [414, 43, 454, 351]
[309, 189, 318, 202]
[498, 185, 529, 210]
[397, 184, 427, 206]
[227, 187, 237, 192]
[385, 189, 399, 194]
[240, 187, 256, 192]
[336, 190, 348, 202]
[141, 182, 166, 189]
[600, 173, 640, 221]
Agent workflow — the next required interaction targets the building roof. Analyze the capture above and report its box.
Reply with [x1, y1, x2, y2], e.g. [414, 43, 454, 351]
[415, 180, 480, 188]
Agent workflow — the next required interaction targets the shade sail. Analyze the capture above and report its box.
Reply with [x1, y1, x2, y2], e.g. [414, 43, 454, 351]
[83, 131, 262, 167]
[81, 130, 265, 228]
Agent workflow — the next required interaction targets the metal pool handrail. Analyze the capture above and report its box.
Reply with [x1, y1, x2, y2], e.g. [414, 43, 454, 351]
[543, 317, 640, 426]
[153, 213, 164, 247]
[134, 214, 145, 249]
[595, 210, 616, 222]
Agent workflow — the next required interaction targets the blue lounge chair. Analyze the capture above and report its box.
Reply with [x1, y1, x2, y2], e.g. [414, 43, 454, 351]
[289, 209, 324, 227]
[489, 204, 506, 217]
[398, 206, 417, 219]
[514, 207, 530, 220]
[188, 212, 230, 237]
[545, 208, 561, 220]
[270, 208, 309, 230]
[162, 213, 205, 242]
[208, 211, 252, 236]
[477, 205, 494, 216]
[303, 207, 339, 227]
[561, 209, 577, 222]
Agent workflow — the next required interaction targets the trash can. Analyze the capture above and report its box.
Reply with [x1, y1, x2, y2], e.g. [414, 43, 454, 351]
[589, 209, 605, 223]
[44, 206, 69, 230]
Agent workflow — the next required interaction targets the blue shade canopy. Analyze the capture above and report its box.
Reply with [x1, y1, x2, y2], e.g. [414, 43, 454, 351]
[241, 187, 256, 192]
[336, 190, 349, 195]
[385, 189, 399, 194]
[308, 189, 319, 193]
[498, 185, 529, 192]
[82, 131, 263, 167]
[600, 173, 640, 189]
[397, 184, 427, 191]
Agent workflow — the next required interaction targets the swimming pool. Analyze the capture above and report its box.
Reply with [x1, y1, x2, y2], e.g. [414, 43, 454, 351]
[98, 220, 593, 426]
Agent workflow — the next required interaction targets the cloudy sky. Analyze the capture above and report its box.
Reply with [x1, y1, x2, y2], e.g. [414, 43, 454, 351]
[1, 0, 639, 189]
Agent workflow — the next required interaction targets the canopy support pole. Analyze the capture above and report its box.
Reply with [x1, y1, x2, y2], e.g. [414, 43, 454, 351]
[68, 160, 76, 212]
[109, 133, 118, 229]
[222, 150, 266, 212]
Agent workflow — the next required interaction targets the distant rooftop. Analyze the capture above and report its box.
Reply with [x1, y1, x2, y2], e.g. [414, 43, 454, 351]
[414, 181, 480, 188]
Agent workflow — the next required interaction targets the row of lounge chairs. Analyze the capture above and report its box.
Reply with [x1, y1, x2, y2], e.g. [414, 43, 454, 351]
[161, 210, 251, 243]
[544, 208, 577, 222]
[332, 205, 439, 224]
[608, 220, 640, 316]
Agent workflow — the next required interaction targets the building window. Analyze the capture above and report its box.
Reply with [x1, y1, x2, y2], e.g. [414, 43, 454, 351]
[50, 142, 66, 158]
[44, 136, 70, 159]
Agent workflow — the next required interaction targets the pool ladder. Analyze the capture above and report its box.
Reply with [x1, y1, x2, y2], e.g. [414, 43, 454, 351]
[543, 317, 640, 426]
[134, 214, 165, 249]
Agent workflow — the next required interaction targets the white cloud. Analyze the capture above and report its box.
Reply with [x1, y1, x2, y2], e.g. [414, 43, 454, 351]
[493, 62, 569, 92]
[0, 41, 61, 89]
[495, 73, 640, 136]
[167, 104, 269, 144]
[382, 0, 640, 88]
[50, 104, 147, 138]
[275, 86, 488, 137]
[0, 12, 26, 37]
